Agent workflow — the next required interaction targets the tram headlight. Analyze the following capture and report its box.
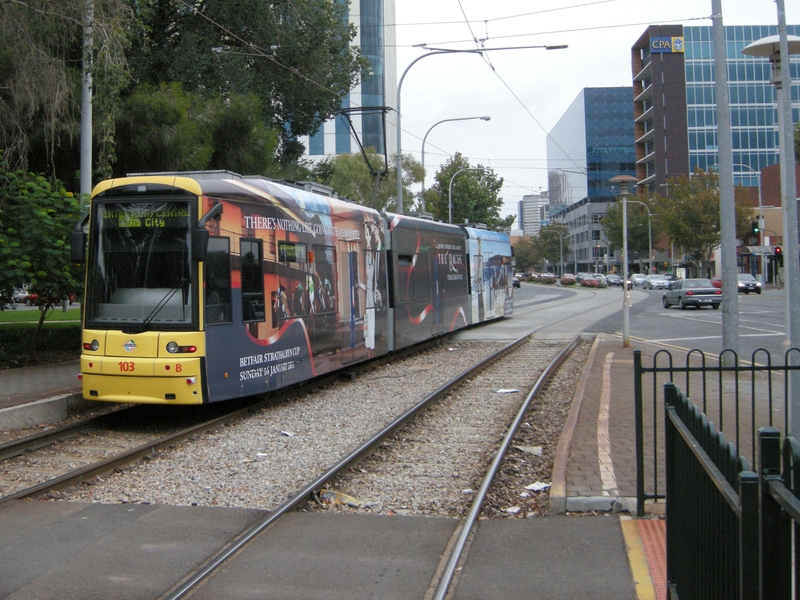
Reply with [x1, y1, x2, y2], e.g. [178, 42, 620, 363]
[83, 339, 99, 351]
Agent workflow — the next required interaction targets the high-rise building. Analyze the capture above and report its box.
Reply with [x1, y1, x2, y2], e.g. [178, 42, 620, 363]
[517, 193, 549, 237]
[302, 1, 397, 162]
[547, 87, 636, 207]
[631, 24, 800, 194]
[546, 88, 636, 273]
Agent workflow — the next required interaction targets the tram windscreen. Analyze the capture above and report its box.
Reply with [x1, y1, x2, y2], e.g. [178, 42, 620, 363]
[85, 201, 195, 329]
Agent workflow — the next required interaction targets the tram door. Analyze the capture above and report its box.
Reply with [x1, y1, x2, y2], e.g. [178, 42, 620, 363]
[340, 240, 362, 364]
[474, 254, 485, 323]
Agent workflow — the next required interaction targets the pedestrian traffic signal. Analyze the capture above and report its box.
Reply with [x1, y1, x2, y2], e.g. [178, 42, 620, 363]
[775, 246, 783, 262]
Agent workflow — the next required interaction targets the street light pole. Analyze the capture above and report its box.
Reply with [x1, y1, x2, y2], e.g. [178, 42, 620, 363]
[421, 116, 490, 211]
[611, 175, 637, 348]
[396, 44, 567, 214]
[627, 200, 655, 276]
[742, 26, 800, 431]
[448, 168, 484, 224]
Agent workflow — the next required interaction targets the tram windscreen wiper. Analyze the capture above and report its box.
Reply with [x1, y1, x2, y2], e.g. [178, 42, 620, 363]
[126, 278, 187, 333]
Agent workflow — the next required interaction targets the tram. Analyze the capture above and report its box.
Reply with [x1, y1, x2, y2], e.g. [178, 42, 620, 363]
[71, 171, 513, 404]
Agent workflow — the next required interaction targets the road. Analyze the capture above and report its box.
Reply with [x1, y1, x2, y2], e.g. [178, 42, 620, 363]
[459, 282, 789, 363]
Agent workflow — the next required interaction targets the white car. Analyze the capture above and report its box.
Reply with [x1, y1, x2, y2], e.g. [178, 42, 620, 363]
[631, 274, 647, 287]
[643, 274, 670, 290]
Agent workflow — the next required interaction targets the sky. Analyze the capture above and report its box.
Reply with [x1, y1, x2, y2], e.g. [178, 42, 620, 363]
[391, 0, 800, 225]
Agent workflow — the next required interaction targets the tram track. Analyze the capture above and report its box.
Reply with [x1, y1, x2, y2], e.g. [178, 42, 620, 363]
[159, 335, 581, 600]
[0, 338, 452, 504]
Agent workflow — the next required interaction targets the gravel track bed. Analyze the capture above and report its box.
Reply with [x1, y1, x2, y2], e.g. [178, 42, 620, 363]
[50, 340, 510, 507]
[310, 339, 572, 518]
[482, 339, 591, 518]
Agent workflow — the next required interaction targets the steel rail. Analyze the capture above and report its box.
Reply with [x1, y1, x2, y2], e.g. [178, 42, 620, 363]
[161, 333, 535, 600]
[0, 339, 447, 504]
[431, 334, 581, 600]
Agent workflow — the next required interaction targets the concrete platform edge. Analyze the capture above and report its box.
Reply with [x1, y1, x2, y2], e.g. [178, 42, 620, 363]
[0, 393, 88, 431]
[549, 333, 601, 514]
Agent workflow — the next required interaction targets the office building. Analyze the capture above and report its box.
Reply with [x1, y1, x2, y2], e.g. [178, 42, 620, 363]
[517, 193, 549, 237]
[631, 24, 800, 194]
[302, 1, 397, 161]
[546, 87, 636, 273]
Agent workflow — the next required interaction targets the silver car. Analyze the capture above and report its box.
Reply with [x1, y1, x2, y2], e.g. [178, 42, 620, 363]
[643, 274, 670, 290]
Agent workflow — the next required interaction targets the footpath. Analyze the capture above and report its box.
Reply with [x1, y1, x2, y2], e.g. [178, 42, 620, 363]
[0, 332, 669, 599]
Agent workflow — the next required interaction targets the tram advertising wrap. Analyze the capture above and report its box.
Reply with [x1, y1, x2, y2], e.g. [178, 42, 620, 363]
[73, 172, 513, 405]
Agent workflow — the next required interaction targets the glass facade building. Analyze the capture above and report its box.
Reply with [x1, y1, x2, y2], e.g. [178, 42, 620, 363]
[632, 24, 800, 193]
[547, 88, 636, 206]
[685, 25, 800, 187]
[304, 0, 397, 161]
[546, 88, 636, 274]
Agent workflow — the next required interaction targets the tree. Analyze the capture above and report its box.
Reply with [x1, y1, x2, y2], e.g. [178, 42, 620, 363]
[534, 224, 570, 273]
[0, 157, 83, 355]
[311, 150, 422, 213]
[127, 0, 365, 161]
[511, 236, 538, 273]
[426, 153, 512, 229]
[601, 192, 657, 270]
[654, 168, 754, 275]
[0, 0, 132, 185]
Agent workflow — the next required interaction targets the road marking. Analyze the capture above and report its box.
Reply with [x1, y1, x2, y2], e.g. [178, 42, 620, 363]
[598, 352, 618, 497]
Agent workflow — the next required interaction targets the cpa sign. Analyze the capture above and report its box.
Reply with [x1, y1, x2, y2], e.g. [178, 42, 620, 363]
[651, 37, 684, 53]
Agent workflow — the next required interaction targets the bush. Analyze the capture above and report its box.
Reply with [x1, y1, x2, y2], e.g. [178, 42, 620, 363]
[560, 274, 576, 286]
[0, 325, 81, 369]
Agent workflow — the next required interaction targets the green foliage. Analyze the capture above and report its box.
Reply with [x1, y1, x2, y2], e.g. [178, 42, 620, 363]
[208, 95, 279, 175]
[0, 0, 133, 184]
[426, 153, 511, 229]
[311, 150, 422, 213]
[653, 168, 754, 269]
[601, 192, 656, 258]
[511, 237, 538, 272]
[128, 0, 364, 160]
[114, 83, 213, 174]
[0, 157, 83, 312]
[535, 225, 570, 271]
[0, 324, 81, 369]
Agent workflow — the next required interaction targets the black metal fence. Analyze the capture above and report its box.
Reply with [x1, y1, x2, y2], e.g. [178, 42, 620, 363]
[633, 347, 800, 516]
[664, 383, 800, 599]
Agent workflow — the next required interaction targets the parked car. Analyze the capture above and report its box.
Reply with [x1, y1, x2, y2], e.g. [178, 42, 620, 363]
[662, 278, 722, 310]
[737, 273, 762, 294]
[605, 274, 623, 287]
[512, 276, 521, 288]
[631, 274, 647, 287]
[643, 274, 670, 290]
[592, 273, 608, 286]
[24, 292, 77, 306]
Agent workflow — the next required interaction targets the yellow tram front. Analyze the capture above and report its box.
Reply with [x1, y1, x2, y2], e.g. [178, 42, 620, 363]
[77, 177, 211, 404]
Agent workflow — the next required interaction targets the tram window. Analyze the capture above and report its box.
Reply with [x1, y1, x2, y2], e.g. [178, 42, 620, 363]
[205, 237, 231, 324]
[241, 239, 265, 322]
[396, 253, 430, 302]
[413, 253, 430, 301]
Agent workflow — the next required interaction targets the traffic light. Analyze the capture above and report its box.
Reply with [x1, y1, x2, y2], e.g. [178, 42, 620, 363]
[775, 246, 783, 263]
[751, 220, 760, 234]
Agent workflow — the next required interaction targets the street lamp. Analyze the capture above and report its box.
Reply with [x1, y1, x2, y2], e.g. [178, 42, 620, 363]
[627, 200, 655, 276]
[611, 174, 638, 348]
[743, 23, 800, 432]
[448, 168, 484, 224]
[541, 229, 565, 277]
[421, 116, 490, 211]
[396, 44, 567, 214]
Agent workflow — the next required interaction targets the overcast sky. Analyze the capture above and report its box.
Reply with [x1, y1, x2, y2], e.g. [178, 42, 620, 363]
[391, 0, 800, 225]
